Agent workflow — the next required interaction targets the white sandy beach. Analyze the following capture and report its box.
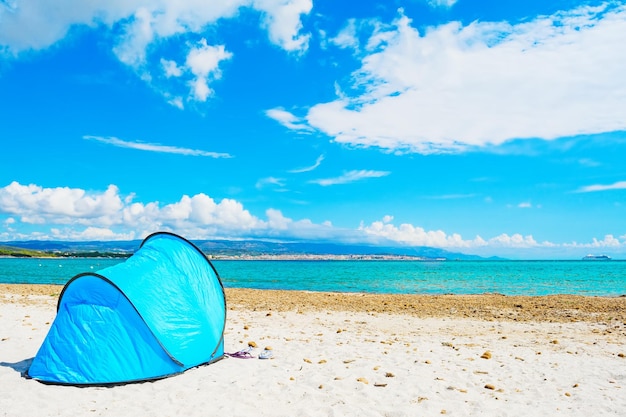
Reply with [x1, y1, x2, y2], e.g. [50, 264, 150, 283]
[1, 288, 625, 416]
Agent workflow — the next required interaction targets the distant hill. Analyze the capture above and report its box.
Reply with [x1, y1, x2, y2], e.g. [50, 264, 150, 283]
[0, 245, 52, 258]
[4, 240, 138, 253]
[0, 238, 494, 260]
[193, 240, 491, 260]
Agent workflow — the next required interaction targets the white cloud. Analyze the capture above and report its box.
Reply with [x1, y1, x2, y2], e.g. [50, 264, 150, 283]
[161, 58, 183, 78]
[162, 194, 263, 231]
[83, 135, 232, 158]
[265, 208, 290, 230]
[427, 0, 458, 8]
[0, 0, 312, 102]
[575, 180, 626, 193]
[266, 108, 314, 131]
[360, 218, 484, 248]
[592, 234, 621, 247]
[167, 96, 184, 109]
[113, 6, 155, 68]
[262, 208, 338, 239]
[185, 39, 232, 101]
[357, 217, 626, 258]
[301, 4, 626, 153]
[0, 182, 332, 241]
[329, 18, 384, 54]
[487, 233, 539, 248]
[0, 1, 133, 54]
[254, 0, 313, 52]
[310, 170, 390, 186]
[0, 1, 312, 55]
[330, 19, 359, 49]
[563, 234, 622, 248]
[1, 182, 625, 258]
[359, 218, 562, 251]
[0, 182, 123, 224]
[289, 154, 324, 173]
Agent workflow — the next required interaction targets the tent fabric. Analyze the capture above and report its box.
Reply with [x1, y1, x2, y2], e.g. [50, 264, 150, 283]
[26, 232, 226, 385]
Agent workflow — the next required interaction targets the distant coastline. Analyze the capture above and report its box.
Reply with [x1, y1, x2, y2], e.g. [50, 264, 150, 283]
[0, 252, 447, 261]
[208, 254, 448, 261]
[1, 244, 622, 261]
[0, 239, 491, 261]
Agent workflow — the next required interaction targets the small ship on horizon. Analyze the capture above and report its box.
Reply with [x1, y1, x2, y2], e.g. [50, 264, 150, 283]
[582, 254, 612, 261]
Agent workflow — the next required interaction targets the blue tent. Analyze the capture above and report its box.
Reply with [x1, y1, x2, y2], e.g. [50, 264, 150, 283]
[26, 232, 226, 385]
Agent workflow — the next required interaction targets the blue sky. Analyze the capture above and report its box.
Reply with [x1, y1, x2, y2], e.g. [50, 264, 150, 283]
[1, 0, 625, 259]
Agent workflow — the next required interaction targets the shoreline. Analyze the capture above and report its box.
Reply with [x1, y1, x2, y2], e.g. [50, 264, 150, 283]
[2, 283, 625, 325]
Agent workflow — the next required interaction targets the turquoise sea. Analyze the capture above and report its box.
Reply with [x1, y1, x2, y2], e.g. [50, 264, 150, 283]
[0, 258, 624, 296]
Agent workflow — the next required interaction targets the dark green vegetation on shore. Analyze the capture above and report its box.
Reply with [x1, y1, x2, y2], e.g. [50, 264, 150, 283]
[0, 245, 130, 259]
[0, 246, 51, 258]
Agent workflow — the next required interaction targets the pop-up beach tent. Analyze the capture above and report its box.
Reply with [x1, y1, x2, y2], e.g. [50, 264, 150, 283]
[26, 232, 226, 385]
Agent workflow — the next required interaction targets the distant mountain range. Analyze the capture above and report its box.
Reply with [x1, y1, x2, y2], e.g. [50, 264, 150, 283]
[1, 238, 496, 260]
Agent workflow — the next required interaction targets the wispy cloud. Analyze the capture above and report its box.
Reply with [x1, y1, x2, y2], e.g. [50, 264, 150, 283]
[506, 201, 540, 209]
[289, 154, 325, 173]
[83, 136, 232, 158]
[427, 0, 458, 9]
[256, 177, 286, 189]
[575, 180, 626, 193]
[425, 193, 476, 200]
[577, 158, 601, 167]
[310, 170, 390, 186]
[266, 108, 314, 132]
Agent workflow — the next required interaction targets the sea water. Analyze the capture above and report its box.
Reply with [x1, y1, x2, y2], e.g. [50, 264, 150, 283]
[0, 258, 624, 296]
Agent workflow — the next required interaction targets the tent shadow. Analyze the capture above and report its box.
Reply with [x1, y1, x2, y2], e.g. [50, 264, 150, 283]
[0, 358, 33, 374]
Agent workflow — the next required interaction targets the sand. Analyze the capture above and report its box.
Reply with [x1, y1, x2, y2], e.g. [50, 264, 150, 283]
[1, 285, 625, 416]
